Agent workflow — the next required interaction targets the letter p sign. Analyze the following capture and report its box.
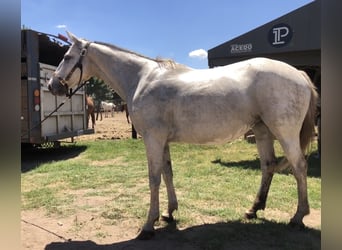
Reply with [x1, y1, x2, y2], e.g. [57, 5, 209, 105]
[268, 23, 293, 48]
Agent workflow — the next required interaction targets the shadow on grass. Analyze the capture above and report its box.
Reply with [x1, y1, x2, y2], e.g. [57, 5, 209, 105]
[21, 143, 87, 173]
[211, 151, 321, 178]
[45, 219, 320, 250]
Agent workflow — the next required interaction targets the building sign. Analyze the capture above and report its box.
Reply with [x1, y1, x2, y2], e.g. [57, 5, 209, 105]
[268, 23, 293, 47]
[230, 43, 253, 54]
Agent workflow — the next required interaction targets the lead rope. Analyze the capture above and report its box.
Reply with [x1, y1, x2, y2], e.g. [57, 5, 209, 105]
[41, 81, 87, 124]
[21, 219, 72, 242]
[21, 81, 88, 138]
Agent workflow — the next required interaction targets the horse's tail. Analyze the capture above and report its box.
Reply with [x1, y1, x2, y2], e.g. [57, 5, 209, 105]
[299, 70, 318, 153]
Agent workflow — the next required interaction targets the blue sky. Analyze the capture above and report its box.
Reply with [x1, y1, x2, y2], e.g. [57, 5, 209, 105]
[21, 0, 313, 69]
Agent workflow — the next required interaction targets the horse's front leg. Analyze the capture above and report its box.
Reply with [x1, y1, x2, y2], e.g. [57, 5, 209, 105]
[137, 135, 164, 240]
[161, 144, 178, 223]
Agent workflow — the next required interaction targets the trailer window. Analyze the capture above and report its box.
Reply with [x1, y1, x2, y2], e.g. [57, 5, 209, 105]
[38, 34, 69, 67]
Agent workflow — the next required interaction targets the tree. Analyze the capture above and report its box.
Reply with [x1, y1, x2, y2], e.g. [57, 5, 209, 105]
[85, 77, 113, 102]
[85, 77, 124, 118]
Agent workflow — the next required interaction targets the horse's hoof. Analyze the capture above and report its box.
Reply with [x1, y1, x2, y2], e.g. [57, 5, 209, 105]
[244, 210, 257, 220]
[161, 213, 174, 223]
[136, 229, 155, 240]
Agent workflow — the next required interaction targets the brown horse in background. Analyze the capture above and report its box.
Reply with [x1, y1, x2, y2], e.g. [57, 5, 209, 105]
[86, 95, 95, 128]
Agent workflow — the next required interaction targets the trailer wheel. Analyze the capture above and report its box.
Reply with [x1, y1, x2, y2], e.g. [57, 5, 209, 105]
[40, 141, 61, 149]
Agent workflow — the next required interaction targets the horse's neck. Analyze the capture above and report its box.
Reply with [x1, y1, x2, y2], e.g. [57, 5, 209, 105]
[88, 43, 157, 102]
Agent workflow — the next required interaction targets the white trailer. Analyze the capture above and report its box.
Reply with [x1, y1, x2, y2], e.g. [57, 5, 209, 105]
[21, 29, 94, 147]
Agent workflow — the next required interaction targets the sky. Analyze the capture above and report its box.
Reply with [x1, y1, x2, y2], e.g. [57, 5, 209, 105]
[21, 0, 314, 69]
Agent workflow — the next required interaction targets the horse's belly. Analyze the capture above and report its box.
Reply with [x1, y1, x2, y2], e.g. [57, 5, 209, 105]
[170, 118, 251, 144]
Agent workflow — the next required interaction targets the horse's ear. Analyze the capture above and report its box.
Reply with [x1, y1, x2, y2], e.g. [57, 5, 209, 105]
[66, 31, 79, 43]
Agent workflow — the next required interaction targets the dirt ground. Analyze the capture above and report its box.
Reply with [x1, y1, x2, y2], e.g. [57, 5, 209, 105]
[77, 110, 136, 141]
[21, 112, 321, 249]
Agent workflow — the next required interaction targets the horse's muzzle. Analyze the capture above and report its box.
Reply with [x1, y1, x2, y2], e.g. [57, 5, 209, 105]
[47, 77, 68, 96]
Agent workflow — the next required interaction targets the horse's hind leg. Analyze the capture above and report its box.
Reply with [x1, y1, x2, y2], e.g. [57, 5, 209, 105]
[278, 137, 310, 227]
[91, 113, 95, 128]
[245, 123, 276, 219]
[161, 144, 178, 223]
[86, 114, 90, 128]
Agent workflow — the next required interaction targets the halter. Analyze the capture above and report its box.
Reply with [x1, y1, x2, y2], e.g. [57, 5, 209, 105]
[57, 41, 91, 96]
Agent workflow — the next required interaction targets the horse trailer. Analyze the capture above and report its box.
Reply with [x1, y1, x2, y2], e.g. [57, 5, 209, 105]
[21, 29, 94, 147]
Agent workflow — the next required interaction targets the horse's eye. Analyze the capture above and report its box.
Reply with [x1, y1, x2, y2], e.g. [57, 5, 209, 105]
[64, 55, 71, 61]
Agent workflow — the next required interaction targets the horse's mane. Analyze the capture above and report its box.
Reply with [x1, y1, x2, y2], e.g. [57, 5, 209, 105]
[93, 41, 179, 70]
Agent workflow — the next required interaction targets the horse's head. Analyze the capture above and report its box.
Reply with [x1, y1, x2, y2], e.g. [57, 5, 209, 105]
[48, 31, 91, 96]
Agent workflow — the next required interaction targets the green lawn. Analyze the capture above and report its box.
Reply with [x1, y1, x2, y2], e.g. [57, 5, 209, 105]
[21, 138, 321, 249]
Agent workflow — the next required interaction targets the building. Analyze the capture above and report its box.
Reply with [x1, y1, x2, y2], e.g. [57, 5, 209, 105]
[208, 0, 320, 94]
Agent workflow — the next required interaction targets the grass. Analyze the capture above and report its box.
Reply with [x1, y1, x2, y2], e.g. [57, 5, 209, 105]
[21, 138, 321, 248]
